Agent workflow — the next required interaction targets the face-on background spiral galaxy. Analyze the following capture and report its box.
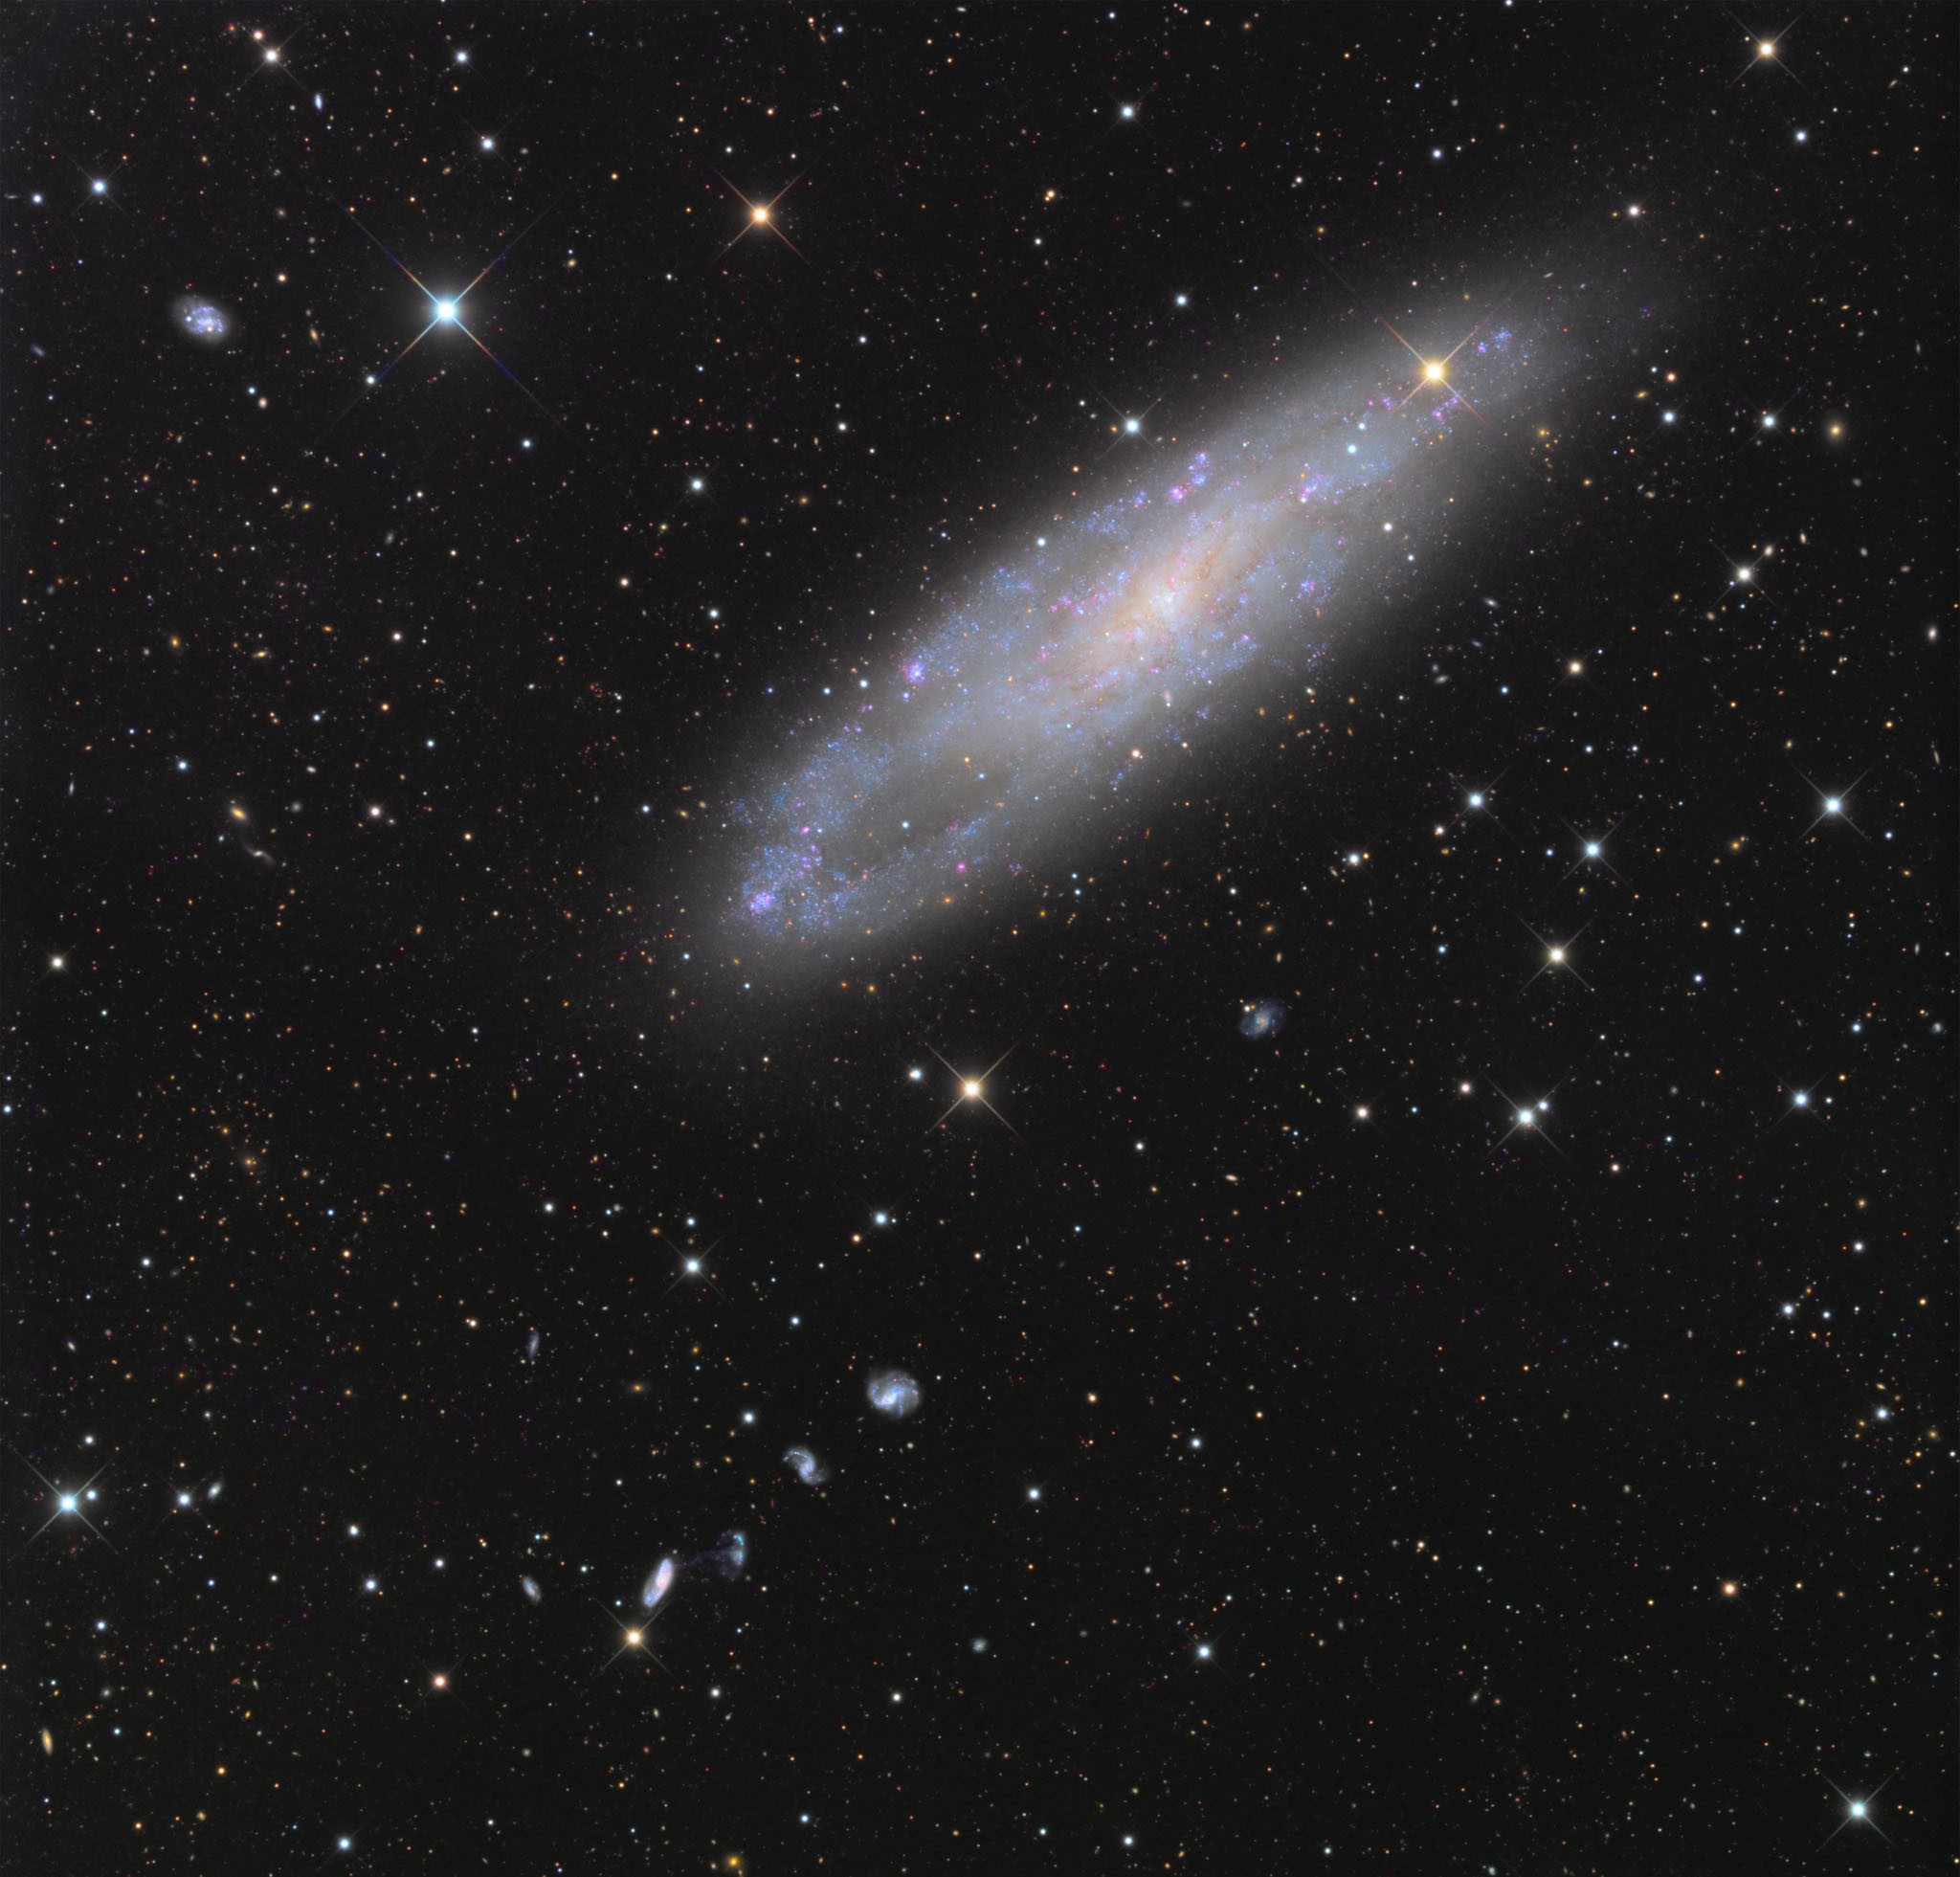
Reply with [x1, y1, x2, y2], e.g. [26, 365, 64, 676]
[866, 1369, 924, 1419]
[11, 8, 1953, 1875]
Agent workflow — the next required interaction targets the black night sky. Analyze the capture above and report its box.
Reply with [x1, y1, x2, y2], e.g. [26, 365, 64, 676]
[7, 6, 1954, 1872]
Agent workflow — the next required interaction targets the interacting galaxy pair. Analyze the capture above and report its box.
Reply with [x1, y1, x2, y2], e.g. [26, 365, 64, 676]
[640, 1530, 747, 1614]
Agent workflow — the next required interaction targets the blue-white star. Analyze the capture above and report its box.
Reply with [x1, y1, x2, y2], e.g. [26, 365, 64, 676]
[19, 1458, 115, 1549]
[304, 196, 564, 455]
[1817, 1770, 1893, 1846]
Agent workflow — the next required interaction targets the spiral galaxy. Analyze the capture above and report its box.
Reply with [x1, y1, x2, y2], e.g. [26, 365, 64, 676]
[866, 1369, 923, 1419]
[718, 310, 1561, 957]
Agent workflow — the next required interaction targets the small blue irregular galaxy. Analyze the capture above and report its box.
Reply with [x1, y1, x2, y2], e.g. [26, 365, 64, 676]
[783, 1443, 829, 1486]
[1238, 999, 1287, 1040]
[641, 1556, 676, 1611]
[726, 324, 1531, 948]
[173, 295, 231, 345]
[866, 1369, 923, 1419]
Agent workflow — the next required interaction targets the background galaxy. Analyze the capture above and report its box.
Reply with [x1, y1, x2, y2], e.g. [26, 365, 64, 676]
[7, 7, 1955, 1873]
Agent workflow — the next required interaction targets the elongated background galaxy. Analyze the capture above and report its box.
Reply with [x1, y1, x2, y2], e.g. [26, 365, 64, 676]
[8, 7, 1955, 1873]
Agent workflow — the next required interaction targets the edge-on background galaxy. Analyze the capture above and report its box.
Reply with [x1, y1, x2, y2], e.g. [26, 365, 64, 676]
[714, 286, 1612, 958]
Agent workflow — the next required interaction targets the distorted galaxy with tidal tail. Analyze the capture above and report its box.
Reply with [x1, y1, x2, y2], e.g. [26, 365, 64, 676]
[718, 290, 1607, 957]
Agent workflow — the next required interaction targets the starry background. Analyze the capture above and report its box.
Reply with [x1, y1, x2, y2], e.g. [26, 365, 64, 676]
[7, 5, 1955, 1872]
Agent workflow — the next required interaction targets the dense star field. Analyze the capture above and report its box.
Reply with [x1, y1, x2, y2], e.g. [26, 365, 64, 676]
[7, 6, 1954, 1871]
